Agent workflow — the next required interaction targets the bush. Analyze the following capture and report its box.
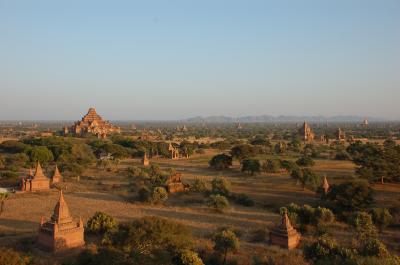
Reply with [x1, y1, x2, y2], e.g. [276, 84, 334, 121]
[241, 158, 261, 175]
[209, 154, 233, 170]
[327, 181, 373, 211]
[151, 187, 168, 204]
[262, 159, 281, 173]
[250, 228, 267, 242]
[296, 156, 315, 167]
[206, 195, 230, 213]
[174, 249, 204, 265]
[211, 177, 231, 196]
[87, 212, 117, 234]
[370, 208, 393, 232]
[190, 178, 207, 193]
[234, 193, 255, 207]
[0, 247, 29, 265]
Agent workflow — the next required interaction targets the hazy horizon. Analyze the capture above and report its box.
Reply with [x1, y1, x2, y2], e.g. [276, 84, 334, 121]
[1, 1, 399, 120]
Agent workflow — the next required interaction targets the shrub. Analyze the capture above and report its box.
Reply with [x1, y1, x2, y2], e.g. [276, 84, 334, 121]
[296, 156, 315, 167]
[138, 187, 151, 202]
[250, 228, 267, 242]
[206, 195, 230, 213]
[151, 187, 168, 204]
[211, 177, 231, 196]
[234, 193, 255, 207]
[241, 159, 261, 175]
[213, 228, 240, 265]
[190, 178, 207, 193]
[0, 247, 29, 265]
[262, 159, 281, 173]
[174, 249, 205, 265]
[370, 208, 393, 232]
[327, 181, 373, 211]
[87, 212, 117, 234]
[209, 154, 233, 170]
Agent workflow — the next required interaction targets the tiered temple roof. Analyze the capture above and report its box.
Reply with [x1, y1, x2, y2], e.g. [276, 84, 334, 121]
[270, 213, 301, 249]
[37, 191, 85, 252]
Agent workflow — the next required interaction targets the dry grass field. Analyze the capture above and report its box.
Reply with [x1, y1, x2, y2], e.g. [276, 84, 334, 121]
[1, 149, 399, 261]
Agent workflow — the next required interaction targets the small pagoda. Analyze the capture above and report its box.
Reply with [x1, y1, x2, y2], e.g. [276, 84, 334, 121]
[51, 165, 62, 185]
[270, 213, 301, 249]
[322, 175, 330, 195]
[142, 152, 150, 167]
[21, 162, 50, 192]
[37, 190, 85, 252]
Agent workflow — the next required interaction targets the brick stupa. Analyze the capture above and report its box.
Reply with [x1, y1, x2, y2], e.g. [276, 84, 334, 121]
[37, 190, 85, 252]
[142, 152, 150, 166]
[51, 165, 62, 185]
[21, 162, 50, 192]
[270, 213, 301, 249]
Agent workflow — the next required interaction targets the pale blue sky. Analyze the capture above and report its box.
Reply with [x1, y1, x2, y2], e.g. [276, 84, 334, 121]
[0, 0, 399, 120]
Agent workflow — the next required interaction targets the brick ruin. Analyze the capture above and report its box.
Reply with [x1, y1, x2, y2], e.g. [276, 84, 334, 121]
[37, 190, 85, 252]
[21, 163, 61, 192]
[64, 107, 120, 139]
[165, 172, 187, 193]
[270, 213, 301, 249]
[168, 143, 181, 159]
[322, 175, 330, 195]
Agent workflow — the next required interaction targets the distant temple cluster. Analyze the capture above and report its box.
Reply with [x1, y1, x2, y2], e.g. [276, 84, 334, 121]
[64, 108, 120, 139]
[37, 191, 85, 252]
[21, 163, 61, 192]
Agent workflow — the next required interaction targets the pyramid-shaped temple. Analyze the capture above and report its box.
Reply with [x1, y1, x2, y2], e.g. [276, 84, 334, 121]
[37, 191, 85, 252]
[269, 213, 301, 249]
[63, 107, 120, 139]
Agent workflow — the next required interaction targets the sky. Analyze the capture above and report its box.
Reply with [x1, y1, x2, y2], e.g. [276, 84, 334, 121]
[0, 0, 399, 120]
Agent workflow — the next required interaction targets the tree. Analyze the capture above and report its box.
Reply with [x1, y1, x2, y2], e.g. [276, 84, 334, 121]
[230, 144, 255, 161]
[211, 177, 231, 196]
[87, 212, 117, 234]
[209, 154, 233, 170]
[190, 178, 207, 193]
[298, 168, 320, 191]
[213, 228, 240, 265]
[262, 159, 280, 173]
[0, 155, 4, 169]
[174, 249, 204, 265]
[327, 181, 373, 211]
[0, 247, 29, 265]
[296, 156, 315, 167]
[304, 236, 355, 264]
[110, 216, 193, 262]
[151, 187, 168, 204]
[26, 146, 54, 165]
[370, 208, 393, 232]
[0, 140, 28, 154]
[241, 159, 261, 175]
[206, 195, 230, 213]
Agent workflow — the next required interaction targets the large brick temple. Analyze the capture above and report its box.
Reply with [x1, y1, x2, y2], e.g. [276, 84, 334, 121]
[64, 107, 120, 138]
[37, 190, 85, 252]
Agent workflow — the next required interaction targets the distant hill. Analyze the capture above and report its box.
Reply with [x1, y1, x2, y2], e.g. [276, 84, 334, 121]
[183, 115, 387, 123]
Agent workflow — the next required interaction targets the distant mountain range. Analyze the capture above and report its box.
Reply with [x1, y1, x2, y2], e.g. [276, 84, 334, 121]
[182, 115, 387, 123]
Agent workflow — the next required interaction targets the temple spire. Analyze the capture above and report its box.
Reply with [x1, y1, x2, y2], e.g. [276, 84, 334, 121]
[322, 175, 329, 195]
[51, 190, 72, 224]
[33, 162, 46, 179]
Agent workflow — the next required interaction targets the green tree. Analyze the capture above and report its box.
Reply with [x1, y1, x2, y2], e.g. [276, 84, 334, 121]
[327, 181, 373, 211]
[298, 168, 320, 191]
[211, 177, 231, 196]
[213, 228, 240, 265]
[230, 144, 255, 161]
[262, 159, 281, 173]
[241, 159, 261, 175]
[209, 154, 233, 170]
[0, 140, 28, 154]
[87, 212, 117, 234]
[26, 146, 54, 165]
[110, 216, 193, 262]
[206, 195, 230, 213]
